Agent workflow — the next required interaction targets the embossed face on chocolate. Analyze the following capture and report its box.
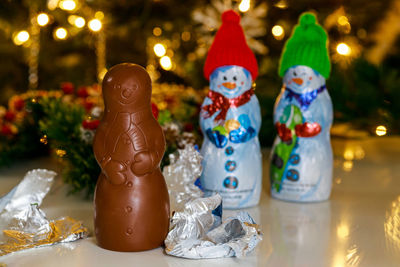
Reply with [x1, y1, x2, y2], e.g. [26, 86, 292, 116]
[102, 63, 152, 112]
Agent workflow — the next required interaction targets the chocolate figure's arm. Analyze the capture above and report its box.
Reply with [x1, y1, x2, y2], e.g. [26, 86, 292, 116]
[130, 121, 165, 175]
[93, 123, 106, 165]
[100, 112, 131, 166]
[151, 123, 166, 167]
[94, 113, 131, 185]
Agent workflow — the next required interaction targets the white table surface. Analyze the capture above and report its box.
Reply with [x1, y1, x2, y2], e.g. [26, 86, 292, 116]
[0, 137, 400, 267]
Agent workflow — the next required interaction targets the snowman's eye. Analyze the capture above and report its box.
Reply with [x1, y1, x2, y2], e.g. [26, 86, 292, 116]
[294, 71, 297, 76]
[223, 76, 227, 81]
[233, 76, 237, 81]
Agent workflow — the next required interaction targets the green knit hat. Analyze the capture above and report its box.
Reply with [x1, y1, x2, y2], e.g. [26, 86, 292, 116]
[279, 12, 331, 78]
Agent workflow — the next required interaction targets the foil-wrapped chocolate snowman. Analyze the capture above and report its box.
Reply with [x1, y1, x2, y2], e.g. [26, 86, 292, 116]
[200, 10, 262, 209]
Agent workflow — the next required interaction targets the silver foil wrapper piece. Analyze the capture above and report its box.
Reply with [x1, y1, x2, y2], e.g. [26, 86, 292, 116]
[165, 194, 262, 259]
[0, 169, 88, 256]
[163, 144, 204, 212]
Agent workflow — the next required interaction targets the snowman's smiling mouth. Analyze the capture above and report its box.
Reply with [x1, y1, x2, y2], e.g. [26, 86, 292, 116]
[222, 82, 237, 90]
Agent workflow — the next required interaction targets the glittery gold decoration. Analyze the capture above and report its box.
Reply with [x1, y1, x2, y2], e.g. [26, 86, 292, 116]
[56, 149, 66, 157]
[224, 119, 240, 132]
[0, 217, 88, 256]
[40, 135, 48, 144]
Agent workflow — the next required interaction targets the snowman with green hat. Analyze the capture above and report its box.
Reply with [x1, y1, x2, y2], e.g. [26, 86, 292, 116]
[270, 12, 333, 202]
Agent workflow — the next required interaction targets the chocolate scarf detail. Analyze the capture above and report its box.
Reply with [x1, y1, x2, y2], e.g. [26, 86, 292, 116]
[202, 88, 254, 121]
[285, 85, 326, 110]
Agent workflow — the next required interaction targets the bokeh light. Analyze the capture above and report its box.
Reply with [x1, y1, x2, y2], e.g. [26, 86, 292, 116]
[153, 27, 162, 36]
[59, 0, 76, 11]
[376, 125, 387, 136]
[13, 31, 30, 45]
[37, 13, 50, 26]
[160, 56, 172, 70]
[272, 25, 285, 40]
[154, 43, 166, 57]
[54, 27, 68, 40]
[336, 43, 351, 56]
[88, 19, 102, 32]
[238, 0, 250, 13]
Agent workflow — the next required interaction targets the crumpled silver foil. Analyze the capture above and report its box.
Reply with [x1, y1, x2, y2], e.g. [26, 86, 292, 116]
[165, 194, 262, 259]
[163, 144, 204, 212]
[0, 169, 88, 256]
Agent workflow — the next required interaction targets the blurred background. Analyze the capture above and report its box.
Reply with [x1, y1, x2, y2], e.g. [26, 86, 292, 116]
[0, 0, 399, 146]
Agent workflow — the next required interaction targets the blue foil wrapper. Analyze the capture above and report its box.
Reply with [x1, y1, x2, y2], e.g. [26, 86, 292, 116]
[199, 65, 262, 209]
[270, 65, 333, 202]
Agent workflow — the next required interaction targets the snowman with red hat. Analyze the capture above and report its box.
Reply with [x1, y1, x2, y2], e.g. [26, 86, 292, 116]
[200, 10, 262, 209]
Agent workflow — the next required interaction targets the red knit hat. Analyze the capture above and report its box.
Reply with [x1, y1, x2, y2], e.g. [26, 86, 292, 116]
[203, 10, 258, 81]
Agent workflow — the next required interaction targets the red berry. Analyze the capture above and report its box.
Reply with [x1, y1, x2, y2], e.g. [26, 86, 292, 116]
[83, 101, 94, 112]
[61, 82, 74, 94]
[4, 111, 16, 122]
[82, 119, 100, 130]
[0, 125, 13, 136]
[13, 98, 25, 111]
[151, 102, 159, 119]
[77, 86, 89, 98]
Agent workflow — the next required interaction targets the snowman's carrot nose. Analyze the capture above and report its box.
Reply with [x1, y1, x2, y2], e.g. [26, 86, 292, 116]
[292, 78, 303, 85]
[222, 82, 237, 89]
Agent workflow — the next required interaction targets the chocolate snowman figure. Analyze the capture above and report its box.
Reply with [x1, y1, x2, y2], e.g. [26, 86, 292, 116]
[93, 63, 170, 252]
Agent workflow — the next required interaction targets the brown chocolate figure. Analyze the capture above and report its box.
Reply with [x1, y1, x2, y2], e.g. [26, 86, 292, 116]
[93, 63, 170, 252]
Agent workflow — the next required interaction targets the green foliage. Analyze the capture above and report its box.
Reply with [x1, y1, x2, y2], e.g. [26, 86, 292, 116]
[38, 97, 100, 197]
[328, 58, 400, 134]
[0, 100, 47, 167]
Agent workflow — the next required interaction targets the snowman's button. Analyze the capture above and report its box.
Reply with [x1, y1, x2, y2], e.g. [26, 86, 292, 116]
[289, 154, 300, 165]
[125, 206, 132, 213]
[225, 160, 237, 172]
[225, 146, 234, 156]
[223, 176, 238, 189]
[286, 169, 300, 181]
[127, 181, 133, 187]
[126, 227, 133, 235]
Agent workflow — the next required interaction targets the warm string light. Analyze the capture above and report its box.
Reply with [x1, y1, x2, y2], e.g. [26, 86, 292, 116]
[238, 0, 251, 13]
[59, 0, 76, 11]
[153, 27, 162, 36]
[54, 27, 68, 40]
[181, 31, 191, 41]
[68, 15, 85, 28]
[160, 56, 172, 70]
[337, 16, 349, 26]
[88, 19, 102, 32]
[272, 25, 284, 40]
[336, 43, 351, 56]
[47, 0, 58, 10]
[37, 13, 50, 26]
[13, 31, 30, 45]
[40, 135, 48, 145]
[56, 149, 67, 157]
[95, 11, 104, 20]
[153, 43, 166, 57]
[375, 125, 387, 136]
[274, 0, 288, 9]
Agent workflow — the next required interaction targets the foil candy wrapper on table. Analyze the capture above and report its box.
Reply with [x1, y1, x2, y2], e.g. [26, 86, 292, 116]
[165, 194, 262, 259]
[163, 144, 204, 212]
[0, 169, 89, 256]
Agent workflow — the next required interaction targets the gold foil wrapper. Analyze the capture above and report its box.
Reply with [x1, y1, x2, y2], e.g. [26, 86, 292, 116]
[0, 216, 88, 256]
[0, 169, 89, 256]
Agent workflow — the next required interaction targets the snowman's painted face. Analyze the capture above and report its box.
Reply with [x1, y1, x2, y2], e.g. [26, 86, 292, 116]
[210, 66, 252, 97]
[283, 65, 325, 94]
